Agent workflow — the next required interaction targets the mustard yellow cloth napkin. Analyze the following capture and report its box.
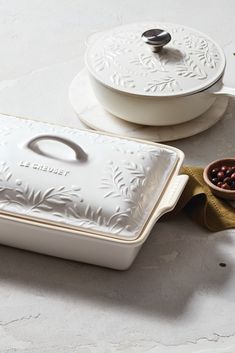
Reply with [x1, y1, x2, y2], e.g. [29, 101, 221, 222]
[169, 166, 235, 231]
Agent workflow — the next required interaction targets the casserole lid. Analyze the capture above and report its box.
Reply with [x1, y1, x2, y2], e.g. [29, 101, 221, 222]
[85, 22, 225, 97]
[0, 115, 179, 241]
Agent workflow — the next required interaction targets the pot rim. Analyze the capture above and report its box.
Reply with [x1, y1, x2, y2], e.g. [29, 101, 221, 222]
[86, 69, 226, 99]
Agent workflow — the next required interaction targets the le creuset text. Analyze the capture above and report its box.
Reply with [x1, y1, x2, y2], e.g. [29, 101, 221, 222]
[18, 160, 70, 177]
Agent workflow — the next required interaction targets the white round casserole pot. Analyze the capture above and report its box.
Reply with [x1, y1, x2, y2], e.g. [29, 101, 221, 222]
[85, 22, 235, 126]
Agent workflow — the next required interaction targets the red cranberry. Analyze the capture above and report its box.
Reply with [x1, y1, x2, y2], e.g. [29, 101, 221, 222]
[224, 177, 231, 183]
[212, 177, 219, 184]
[225, 168, 232, 176]
[217, 171, 225, 180]
[221, 183, 231, 190]
[230, 180, 235, 189]
[208, 163, 235, 190]
[211, 168, 219, 176]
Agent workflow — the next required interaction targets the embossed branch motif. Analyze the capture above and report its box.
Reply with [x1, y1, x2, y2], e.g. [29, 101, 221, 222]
[92, 36, 134, 73]
[188, 46, 220, 69]
[111, 72, 135, 89]
[0, 146, 176, 238]
[0, 163, 13, 205]
[176, 56, 207, 80]
[124, 162, 147, 186]
[14, 185, 81, 214]
[145, 76, 182, 93]
[183, 35, 219, 69]
[99, 161, 147, 221]
[135, 146, 164, 161]
[0, 182, 82, 216]
[0, 163, 82, 214]
[112, 142, 163, 161]
[0, 162, 12, 183]
[100, 160, 150, 200]
[183, 34, 207, 50]
[98, 160, 157, 233]
[0, 163, 135, 235]
[130, 53, 167, 73]
[66, 204, 106, 228]
[92, 50, 117, 72]
[66, 203, 135, 235]
[100, 162, 129, 198]
[89, 24, 222, 96]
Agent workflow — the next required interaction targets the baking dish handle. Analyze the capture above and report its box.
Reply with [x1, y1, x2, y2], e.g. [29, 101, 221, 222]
[25, 134, 88, 161]
[154, 174, 188, 220]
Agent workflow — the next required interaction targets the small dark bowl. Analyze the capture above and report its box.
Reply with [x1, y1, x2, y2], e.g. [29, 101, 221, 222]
[203, 158, 235, 200]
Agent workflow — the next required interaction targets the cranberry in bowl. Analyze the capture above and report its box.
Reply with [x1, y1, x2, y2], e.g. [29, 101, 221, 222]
[203, 158, 235, 200]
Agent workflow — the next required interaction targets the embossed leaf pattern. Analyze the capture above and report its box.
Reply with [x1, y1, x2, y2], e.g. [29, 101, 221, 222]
[99, 157, 158, 233]
[93, 50, 116, 72]
[89, 24, 222, 94]
[111, 72, 135, 88]
[0, 112, 178, 238]
[100, 163, 129, 198]
[66, 203, 132, 234]
[184, 35, 219, 69]
[0, 165, 82, 214]
[189, 47, 219, 69]
[184, 34, 203, 49]
[0, 161, 142, 236]
[176, 56, 207, 80]
[113, 143, 162, 161]
[145, 77, 181, 93]
[124, 162, 146, 185]
[10, 184, 80, 213]
[0, 162, 13, 204]
[0, 162, 12, 183]
[107, 206, 134, 234]
[66, 204, 107, 228]
[29, 186, 80, 212]
[131, 53, 166, 73]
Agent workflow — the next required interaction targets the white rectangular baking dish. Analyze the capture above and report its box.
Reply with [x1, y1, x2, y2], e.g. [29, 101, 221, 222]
[0, 115, 188, 269]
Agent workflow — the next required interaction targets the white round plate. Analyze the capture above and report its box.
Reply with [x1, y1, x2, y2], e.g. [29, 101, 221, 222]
[69, 69, 229, 142]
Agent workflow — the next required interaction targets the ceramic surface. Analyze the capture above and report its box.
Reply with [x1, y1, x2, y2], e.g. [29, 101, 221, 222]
[203, 158, 235, 200]
[1, 0, 235, 350]
[69, 69, 229, 141]
[86, 22, 225, 97]
[0, 115, 179, 241]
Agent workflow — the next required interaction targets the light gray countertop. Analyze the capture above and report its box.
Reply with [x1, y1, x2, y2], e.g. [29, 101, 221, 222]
[0, 1, 235, 352]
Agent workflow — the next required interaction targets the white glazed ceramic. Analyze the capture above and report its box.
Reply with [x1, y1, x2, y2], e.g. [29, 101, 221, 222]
[85, 22, 235, 126]
[0, 115, 187, 269]
[69, 69, 229, 142]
